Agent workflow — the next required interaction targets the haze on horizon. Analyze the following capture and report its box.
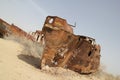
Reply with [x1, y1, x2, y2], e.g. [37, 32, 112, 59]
[0, 0, 120, 75]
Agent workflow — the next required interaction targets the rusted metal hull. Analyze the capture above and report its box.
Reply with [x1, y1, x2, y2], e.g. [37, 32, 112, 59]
[0, 16, 101, 74]
[0, 18, 35, 41]
[41, 16, 101, 74]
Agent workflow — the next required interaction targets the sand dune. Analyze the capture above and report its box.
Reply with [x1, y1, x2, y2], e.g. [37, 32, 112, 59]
[0, 38, 119, 80]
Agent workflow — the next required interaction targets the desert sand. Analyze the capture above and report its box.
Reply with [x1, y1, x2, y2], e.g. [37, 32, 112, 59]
[0, 38, 119, 80]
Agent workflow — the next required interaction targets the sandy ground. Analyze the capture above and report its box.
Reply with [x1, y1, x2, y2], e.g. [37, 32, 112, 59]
[0, 38, 119, 80]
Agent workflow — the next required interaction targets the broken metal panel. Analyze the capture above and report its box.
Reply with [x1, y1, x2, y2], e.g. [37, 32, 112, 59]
[41, 16, 101, 74]
[29, 30, 45, 45]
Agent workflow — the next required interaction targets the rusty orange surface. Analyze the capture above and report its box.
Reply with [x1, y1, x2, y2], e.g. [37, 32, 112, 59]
[41, 16, 101, 74]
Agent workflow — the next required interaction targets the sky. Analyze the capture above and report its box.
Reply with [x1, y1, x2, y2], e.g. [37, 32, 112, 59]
[0, 0, 120, 75]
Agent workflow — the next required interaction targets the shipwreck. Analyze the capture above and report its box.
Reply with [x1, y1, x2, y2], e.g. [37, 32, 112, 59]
[0, 16, 101, 74]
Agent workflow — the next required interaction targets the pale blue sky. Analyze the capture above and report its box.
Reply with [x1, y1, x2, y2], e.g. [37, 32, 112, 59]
[0, 0, 120, 75]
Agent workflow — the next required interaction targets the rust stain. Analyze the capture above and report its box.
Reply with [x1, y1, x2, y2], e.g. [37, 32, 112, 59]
[41, 16, 101, 74]
[0, 16, 101, 74]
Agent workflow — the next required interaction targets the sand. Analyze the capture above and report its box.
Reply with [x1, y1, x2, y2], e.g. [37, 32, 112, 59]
[0, 38, 119, 80]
